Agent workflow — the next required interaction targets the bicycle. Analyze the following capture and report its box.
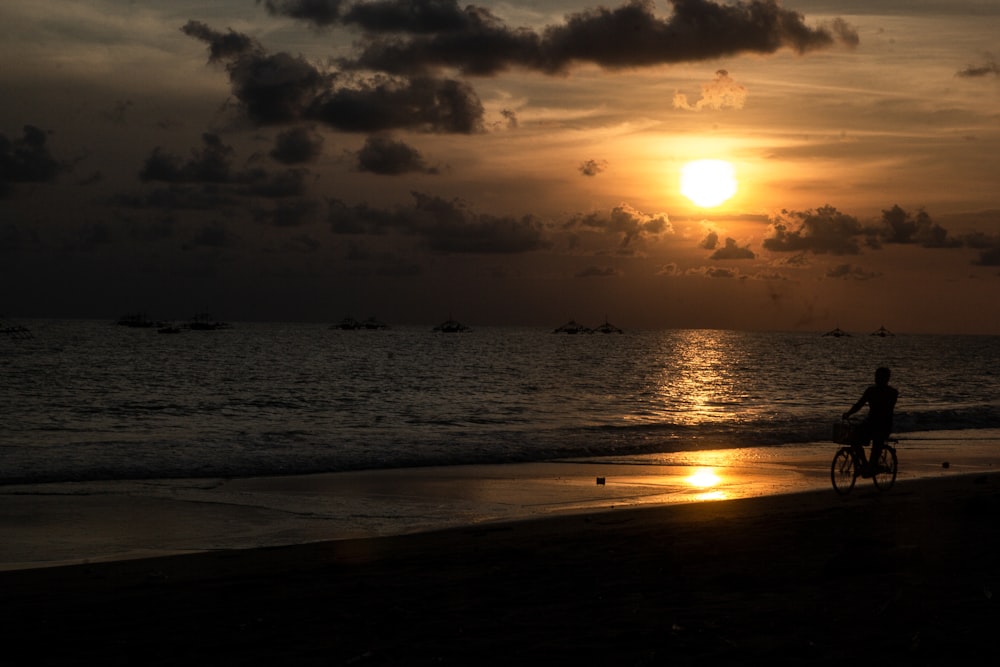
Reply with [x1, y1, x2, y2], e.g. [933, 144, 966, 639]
[830, 418, 898, 495]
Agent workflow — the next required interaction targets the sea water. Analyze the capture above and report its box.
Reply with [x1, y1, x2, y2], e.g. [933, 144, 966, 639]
[3, 320, 1000, 485]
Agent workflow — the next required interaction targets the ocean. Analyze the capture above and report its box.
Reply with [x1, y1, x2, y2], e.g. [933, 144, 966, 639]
[3, 319, 1000, 486]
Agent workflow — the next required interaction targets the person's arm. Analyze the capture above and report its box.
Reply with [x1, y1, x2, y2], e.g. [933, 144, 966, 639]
[843, 388, 870, 420]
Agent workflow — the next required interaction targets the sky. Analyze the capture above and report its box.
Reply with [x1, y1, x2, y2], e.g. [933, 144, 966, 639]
[1, 0, 999, 334]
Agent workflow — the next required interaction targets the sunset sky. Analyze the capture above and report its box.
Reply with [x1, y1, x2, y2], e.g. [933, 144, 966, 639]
[2, 0, 999, 333]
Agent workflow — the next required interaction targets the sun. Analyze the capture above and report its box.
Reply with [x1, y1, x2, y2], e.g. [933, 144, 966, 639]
[680, 159, 738, 208]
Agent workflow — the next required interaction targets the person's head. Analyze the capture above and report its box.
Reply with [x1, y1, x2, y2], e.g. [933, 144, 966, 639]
[875, 367, 891, 386]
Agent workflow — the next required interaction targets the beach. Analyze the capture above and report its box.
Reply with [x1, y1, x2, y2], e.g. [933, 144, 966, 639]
[3, 466, 999, 665]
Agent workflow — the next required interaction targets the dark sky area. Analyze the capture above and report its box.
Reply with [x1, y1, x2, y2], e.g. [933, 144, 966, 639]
[2, 1, 999, 332]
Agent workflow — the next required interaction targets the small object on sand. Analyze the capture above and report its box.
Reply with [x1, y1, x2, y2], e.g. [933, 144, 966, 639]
[942, 461, 950, 469]
[596, 477, 606, 486]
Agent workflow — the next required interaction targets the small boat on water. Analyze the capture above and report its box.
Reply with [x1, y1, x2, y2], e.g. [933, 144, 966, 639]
[871, 325, 894, 337]
[823, 326, 851, 337]
[553, 320, 590, 334]
[331, 316, 388, 330]
[331, 316, 362, 330]
[116, 312, 160, 328]
[433, 317, 470, 333]
[184, 313, 231, 331]
[593, 318, 623, 334]
[1, 318, 32, 339]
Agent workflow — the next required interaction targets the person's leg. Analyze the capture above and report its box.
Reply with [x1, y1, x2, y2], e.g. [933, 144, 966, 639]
[870, 436, 884, 472]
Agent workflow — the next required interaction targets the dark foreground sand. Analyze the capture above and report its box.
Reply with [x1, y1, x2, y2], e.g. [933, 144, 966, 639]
[4, 473, 999, 666]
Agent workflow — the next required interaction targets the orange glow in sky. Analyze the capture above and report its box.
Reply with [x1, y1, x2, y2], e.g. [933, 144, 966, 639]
[2, 1, 999, 333]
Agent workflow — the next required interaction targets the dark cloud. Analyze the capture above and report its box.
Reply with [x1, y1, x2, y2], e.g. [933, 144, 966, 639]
[188, 3, 851, 135]
[975, 247, 1000, 266]
[689, 266, 739, 278]
[336, 0, 857, 76]
[0, 125, 60, 197]
[576, 265, 622, 278]
[876, 205, 960, 248]
[328, 191, 548, 253]
[113, 186, 237, 211]
[182, 21, 484, 133]
[140, 133, 234, 184]
[570, 204, 671, 249]
[355, 135, 439, 174]
[826, 263, 879, 280]
[763, 205, 864, 255]
[185, 221, 240, 250]
[311, 75, 483, 133]
[579, 159, 607, 176]
[710, 237, 755, 260]
[262, 1, 348, 27]
[700, 230, 719, 249]
[181, 20, 259, 62]
[103, 100, 134, 125]
[255, 199, 320, 227]
[270, 127, 324, 164]
[238, 167, 310, 198]
[500, 109, 518, 129]
[957, 57, 999, 78]
[135, 135, 310, 214]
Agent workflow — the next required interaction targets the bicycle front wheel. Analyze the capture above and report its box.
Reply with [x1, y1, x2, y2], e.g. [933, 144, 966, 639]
[831, 447, 857, 495]
[872, 446, 898, 491]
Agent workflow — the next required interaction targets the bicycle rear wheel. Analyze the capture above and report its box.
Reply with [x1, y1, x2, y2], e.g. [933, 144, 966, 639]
[831, 447, 857, 495]
[872, 446, 898, 491]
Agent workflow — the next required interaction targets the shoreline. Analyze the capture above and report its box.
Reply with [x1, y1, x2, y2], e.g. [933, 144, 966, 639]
[3, 472, 999, 664]
[2, 436, 998, 571]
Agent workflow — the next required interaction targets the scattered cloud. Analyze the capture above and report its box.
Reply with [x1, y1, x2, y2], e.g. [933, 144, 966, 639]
[957, 55, 999, 78]
[576, 265, 622, 278]
[355, 135, 440, 175]
[826, 263, 879, 280]
[763, 205, 864, 255]
[875, 205, 960, 248]
[0, 125, 60, 197]
[579, 159, 608, 176]
[673, 69, 747, 111]
[710, 237, 755, 260]
[329, 191, 548, 253]
[270, 127, 324, 165]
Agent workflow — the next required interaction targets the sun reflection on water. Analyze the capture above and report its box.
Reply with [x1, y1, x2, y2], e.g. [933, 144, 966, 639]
[687, 468, 721, 488]
[685, 466, 728, 501]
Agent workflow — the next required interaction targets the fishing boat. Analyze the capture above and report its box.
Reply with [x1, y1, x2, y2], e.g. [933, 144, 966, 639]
[184, 313, 231, 330]
[331, 316, 362, 330]
[593, 318, 623, 334]
[553, 320, 590, 334]
[823, 326, 851, 337]
[433, 317, 470, 333]
[871, 325, 894, 337]
[1, 318, 32, 339]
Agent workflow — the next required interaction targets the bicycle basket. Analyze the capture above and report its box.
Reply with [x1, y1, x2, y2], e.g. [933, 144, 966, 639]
[832, 421, 855, 444]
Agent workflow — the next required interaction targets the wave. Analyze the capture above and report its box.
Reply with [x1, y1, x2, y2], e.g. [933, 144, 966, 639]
[3, 405, 998, 487]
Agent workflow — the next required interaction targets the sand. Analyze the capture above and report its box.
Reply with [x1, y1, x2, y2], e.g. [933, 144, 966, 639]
[3, 471, 999, 666]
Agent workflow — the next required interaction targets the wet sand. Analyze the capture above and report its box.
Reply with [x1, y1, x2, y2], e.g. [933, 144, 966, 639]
[3, 436, 995, 570]
[3, 470, 1000, 665]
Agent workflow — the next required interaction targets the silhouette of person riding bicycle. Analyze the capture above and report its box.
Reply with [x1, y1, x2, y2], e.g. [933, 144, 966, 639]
[832, 367, 899, 494]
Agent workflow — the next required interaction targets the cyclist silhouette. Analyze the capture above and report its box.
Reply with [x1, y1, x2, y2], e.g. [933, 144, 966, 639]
[843, 367, 898, 477]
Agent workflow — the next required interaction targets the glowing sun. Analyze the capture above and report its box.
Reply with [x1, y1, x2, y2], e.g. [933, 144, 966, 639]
[680, 159, 738, 208]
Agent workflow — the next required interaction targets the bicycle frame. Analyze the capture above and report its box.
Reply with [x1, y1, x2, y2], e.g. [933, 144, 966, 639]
[831, 438, 898, 496]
